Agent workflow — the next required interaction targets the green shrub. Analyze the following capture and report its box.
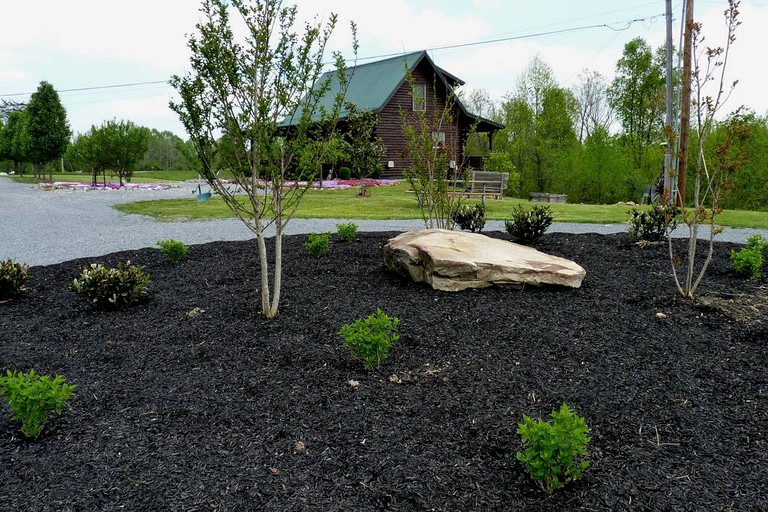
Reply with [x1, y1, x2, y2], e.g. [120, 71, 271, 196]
[517, 403, 591, 494]
[71, 261, 150, 310]
[0, 259, 29, 301]
[745, 234, 768, 252]
[304, 232, 330, 257]
[337, 166, 352, 180]
[336, 222, 358, 242]
[505, 204, 553, 244]
[0, 369, 76, 439]
[157, 239, 189, 263]
[451, 203, 486, 233]
[730, 235, 767, 279]
[338, 308, 400, 371]
[627, 204, 679, 243]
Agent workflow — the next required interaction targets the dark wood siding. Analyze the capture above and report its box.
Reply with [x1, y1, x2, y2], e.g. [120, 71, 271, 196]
[376, 61, 463, 179]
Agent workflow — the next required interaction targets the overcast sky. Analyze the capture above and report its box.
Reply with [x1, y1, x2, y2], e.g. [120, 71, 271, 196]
[1, 1, 763, 139]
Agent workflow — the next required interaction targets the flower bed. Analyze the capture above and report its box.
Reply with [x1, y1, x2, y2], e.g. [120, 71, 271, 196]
[39, 182, 175, 191]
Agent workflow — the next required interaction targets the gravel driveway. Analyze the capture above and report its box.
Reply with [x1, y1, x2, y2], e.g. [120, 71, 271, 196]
[1, 176, 765, 266]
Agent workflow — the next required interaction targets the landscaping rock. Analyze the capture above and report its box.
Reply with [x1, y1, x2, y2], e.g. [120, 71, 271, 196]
[383, 228, 586, 291]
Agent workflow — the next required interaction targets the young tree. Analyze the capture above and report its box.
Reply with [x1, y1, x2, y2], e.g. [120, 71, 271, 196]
[170, 0, 354, 318]
[66, 130, 107, 185]
[95, 120, 150, 186]
[342, 102, 386, 197]
[25, 81, 70, 180]
[401, 73, 462, 230]
[667, 0, 747, 299]
[66, 120, 150, 186]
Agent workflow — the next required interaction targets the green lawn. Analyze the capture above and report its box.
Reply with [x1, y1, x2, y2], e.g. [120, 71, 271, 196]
[113, 181, 768, 229]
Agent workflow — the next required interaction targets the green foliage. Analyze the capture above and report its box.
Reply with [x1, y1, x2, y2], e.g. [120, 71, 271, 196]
[0, 369, 76, 439]
[71, 261, 150, 310]
[607, 38, 666, 184]
[157, 239, 189, 263]
[745, 234, 768, 252]
[505, 204, 553, 244]
[138, 129, 186, 171]
[338, 308, 400, 371]
[337, 166, 352, 180]
[0, 110, 30, 175]
[451, 203, 486, 233]
[25, 81, 70, 170]
[0, 258, 29, 301]
[517, 403, 591, 495]
[627, 204, 679, 243]
[484, 150, 520, 197]
[499, 57, 579, 197]
[169, 0, 356, 318]
[66, 119, 150, 186]
[400, 73, 461, 230]
[730, 234, 767, 279]
[341, 102, 386, 195]
[336, 222, 358, 242]
[304, 232, 330, 257]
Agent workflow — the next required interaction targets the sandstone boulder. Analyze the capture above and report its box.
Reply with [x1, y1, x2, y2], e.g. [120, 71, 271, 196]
[383, 229, 586, 291]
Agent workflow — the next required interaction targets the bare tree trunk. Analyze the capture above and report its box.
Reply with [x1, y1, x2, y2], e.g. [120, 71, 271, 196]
[677, 0, 694, 206]
[269, 223, 283, 319]
[256, 228, 271, 317]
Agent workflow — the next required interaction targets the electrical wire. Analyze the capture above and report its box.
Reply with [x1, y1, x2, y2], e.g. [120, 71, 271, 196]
[0, 11, 666, 99]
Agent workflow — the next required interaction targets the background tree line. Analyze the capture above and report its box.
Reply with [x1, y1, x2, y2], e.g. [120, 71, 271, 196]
[464, 37, 767, 211]
[0, 85, 194, 183]
[3, 35, 766, 211]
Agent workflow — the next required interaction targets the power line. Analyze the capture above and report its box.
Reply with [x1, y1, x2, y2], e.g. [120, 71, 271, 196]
[353, 13, 665, 64]
[1, 12, 664, 99]
[0, 80, 171, 98]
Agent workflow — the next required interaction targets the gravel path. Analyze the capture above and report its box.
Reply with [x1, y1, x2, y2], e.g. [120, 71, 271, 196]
[2, 176, 766, 266]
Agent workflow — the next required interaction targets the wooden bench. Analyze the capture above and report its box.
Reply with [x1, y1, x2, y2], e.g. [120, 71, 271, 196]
[447, 171, 508, 204]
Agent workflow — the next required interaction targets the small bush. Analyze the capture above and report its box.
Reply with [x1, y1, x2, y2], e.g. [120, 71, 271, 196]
[157, 239, 189, 263]
[337, 166, 352, 180]
[71, 261, 150, 310]
[304, 232, 330, 257]
[517, 403, 591, 495]
[338, 308, 400, 371]
[627, 204, 679, 243]
[746, 234, 768, 252]
[505, 204, 553, 244]
[0, 259, 29, 301]
[731, 235, 767, 279]
[337, 222, 358, 242]
[451, 203, 486, 233]
[0, 369, 76, 439]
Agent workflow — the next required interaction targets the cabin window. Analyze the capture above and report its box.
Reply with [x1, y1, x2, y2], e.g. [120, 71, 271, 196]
[412, 84, 426, 111]
[431, 132, 445, 147]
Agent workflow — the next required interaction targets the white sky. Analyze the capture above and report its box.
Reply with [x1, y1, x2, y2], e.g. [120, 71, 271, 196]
[1, 0, 764, 139]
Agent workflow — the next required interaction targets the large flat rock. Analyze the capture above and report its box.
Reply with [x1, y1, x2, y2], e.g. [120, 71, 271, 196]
[383, 229, 586, 291]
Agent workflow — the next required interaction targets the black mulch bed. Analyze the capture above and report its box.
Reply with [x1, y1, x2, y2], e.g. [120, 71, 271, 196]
[2, 231, 767, 511]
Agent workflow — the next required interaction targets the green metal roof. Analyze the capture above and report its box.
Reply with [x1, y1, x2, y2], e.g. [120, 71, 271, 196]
[283, 51, 426, 125]
[282, 50, 504, 132]
[341, 51, 425, 112]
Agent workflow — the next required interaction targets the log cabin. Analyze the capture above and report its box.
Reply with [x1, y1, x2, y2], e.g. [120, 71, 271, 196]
[287, 50, 504, 179]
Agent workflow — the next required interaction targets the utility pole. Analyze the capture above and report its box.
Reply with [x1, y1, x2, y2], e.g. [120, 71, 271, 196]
[663, 0, 675, 202]
[678, 0, 694, 206]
